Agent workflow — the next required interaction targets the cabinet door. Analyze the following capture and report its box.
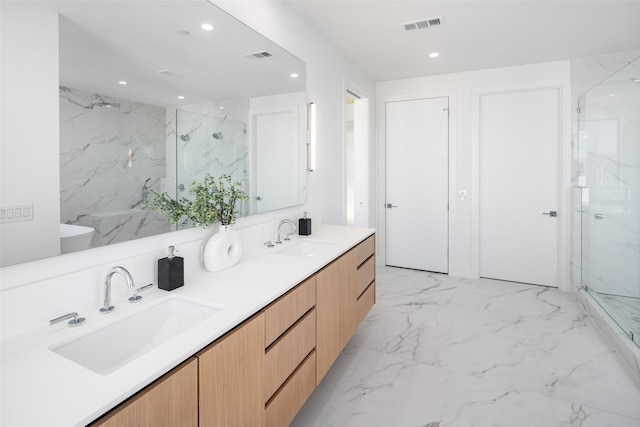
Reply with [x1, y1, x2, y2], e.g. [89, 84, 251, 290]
[92, 358, 198, 427]
[339, 248, 358, 350]
[198, 313, 265, 427]
[316, 261, 341, 384]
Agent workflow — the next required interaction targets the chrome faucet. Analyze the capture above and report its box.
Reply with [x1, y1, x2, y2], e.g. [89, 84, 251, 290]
[275, 219, 297, 244]
[100, 266, 135, 313]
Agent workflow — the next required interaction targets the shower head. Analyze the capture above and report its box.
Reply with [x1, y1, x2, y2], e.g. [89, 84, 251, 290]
[212, 132, 223, 140]
[179, 134, 189, 141]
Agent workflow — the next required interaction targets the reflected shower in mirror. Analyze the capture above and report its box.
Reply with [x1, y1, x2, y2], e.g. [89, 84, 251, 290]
[59, 87, 170, 247]
[176, 107, 250, 223]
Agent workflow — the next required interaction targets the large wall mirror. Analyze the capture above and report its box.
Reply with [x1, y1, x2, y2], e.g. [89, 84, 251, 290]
[2, 0, 306, 267]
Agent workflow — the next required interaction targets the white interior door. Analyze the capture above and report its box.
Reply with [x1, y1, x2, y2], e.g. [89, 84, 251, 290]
[479, 89, 560, 287]
[253, 108, 299, 213]
[385, 97, 449, 273]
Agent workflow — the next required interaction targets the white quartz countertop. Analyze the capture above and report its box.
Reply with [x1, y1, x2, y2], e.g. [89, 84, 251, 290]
[0, 225, 375, 427]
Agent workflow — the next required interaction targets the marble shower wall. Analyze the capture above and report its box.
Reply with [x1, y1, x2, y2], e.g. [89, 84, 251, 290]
[176, 104, 249, 219]
[570, 50, 640, 293]
[59, 87, 170, 247]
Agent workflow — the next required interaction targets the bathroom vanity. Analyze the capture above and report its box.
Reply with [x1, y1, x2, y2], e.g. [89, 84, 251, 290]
[0, 225, 375, 427]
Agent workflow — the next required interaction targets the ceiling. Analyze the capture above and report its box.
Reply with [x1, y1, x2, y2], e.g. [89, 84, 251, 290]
[283, 0, 640, 82]
[37, 1, 305, 107]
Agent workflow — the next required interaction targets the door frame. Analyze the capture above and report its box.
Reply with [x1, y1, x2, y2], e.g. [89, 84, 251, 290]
[471, 80, 571, 291]
[377, 90, 457, 272]
[343, 77, 372, 227]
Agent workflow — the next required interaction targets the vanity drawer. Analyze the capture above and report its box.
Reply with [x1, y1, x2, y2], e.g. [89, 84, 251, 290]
[356, 255, 375, 298]
[264, 308, 316, 401]
[356, 282, 375, 325]
[356, 235, 375, 266]
[264, 276, 316, 347]
[265, 350, 317, 427]
[92, 358, 198, 427]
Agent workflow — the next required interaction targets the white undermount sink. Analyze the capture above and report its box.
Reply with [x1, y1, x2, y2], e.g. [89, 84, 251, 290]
[50, 296, 222, 375]
[275, 239, 336, 258]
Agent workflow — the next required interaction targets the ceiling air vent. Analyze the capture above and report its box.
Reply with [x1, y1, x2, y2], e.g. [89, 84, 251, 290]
[156, 69, 183, 77]
[403, 16, 444, 32]
[243, 51, 273, 60]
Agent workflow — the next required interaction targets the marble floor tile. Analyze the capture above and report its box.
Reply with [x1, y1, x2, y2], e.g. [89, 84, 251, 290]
[550, 397, 640, 427]
[338, 349, 447, 427]
[292, 346, 447, 427]
[453, 277, 531, 315]
[526, 313, 640, 418]
[294, 266, 640, 427]
[374, 270, 459, 313]
[538, 348, 640, 419]
[517, 285, 586, 322]
[348, 304, 447, 366]
[439, 305, 545, 393]
[440, 373, 558, 427]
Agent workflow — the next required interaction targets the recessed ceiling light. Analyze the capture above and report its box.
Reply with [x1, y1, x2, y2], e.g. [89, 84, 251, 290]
[177, 96, 185, 100]
[609, 93, 616, 97]
[201, 23, 214, 31]
[219, 106, 225, 110]
[290, 73, 299, 78]
[633, 79, 640, 83]
[428, 52, 439, 58]
[118, 80, 128, 85]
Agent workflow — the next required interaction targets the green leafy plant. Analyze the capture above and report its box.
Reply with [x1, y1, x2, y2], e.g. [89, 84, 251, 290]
[146, 174, 248, 228]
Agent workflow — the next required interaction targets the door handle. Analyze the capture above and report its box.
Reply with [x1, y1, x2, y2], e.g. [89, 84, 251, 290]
[386, 203, 397, 208]
[594, 213, 605, 219]
[542, 211, 557, 217]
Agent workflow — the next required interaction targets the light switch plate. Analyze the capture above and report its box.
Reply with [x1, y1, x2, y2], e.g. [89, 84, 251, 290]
[0, 204, 34, 223]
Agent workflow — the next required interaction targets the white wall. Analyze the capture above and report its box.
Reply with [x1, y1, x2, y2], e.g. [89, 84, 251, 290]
[0, 3, 60, 266]
[213, 1, 377, 226]
[377, 61, 572, 289]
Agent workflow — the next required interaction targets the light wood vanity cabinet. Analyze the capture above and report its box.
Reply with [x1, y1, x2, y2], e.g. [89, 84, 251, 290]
[91, 234, 375, 427]
[266, 351, 317, 427]
[338, 249, 359, 351]
[317, 234, 376, 384]
[264, 276, 316, 347]
[91, 358, 198, 427]
[355, 235, 376, 325]
[198, 313, 266, 427]
[263, 275, 317, 426]
[316, 257, 342, 383]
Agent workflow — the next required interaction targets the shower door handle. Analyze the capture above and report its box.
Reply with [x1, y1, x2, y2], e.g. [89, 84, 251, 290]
[542, 211, 557, 217]
[386, 203, 398, 208]
[594, 213, 606, 220]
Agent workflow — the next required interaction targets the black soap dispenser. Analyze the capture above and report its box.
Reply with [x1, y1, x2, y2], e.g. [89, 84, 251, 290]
[298, 212, 312, 236]
[158, 246, 184, 291]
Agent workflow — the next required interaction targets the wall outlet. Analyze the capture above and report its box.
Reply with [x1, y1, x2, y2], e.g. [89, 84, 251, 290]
[0, 204, 34, 223]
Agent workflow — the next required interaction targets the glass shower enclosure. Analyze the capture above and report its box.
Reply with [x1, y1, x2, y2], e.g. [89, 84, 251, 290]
[578, 56, 640, 347]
